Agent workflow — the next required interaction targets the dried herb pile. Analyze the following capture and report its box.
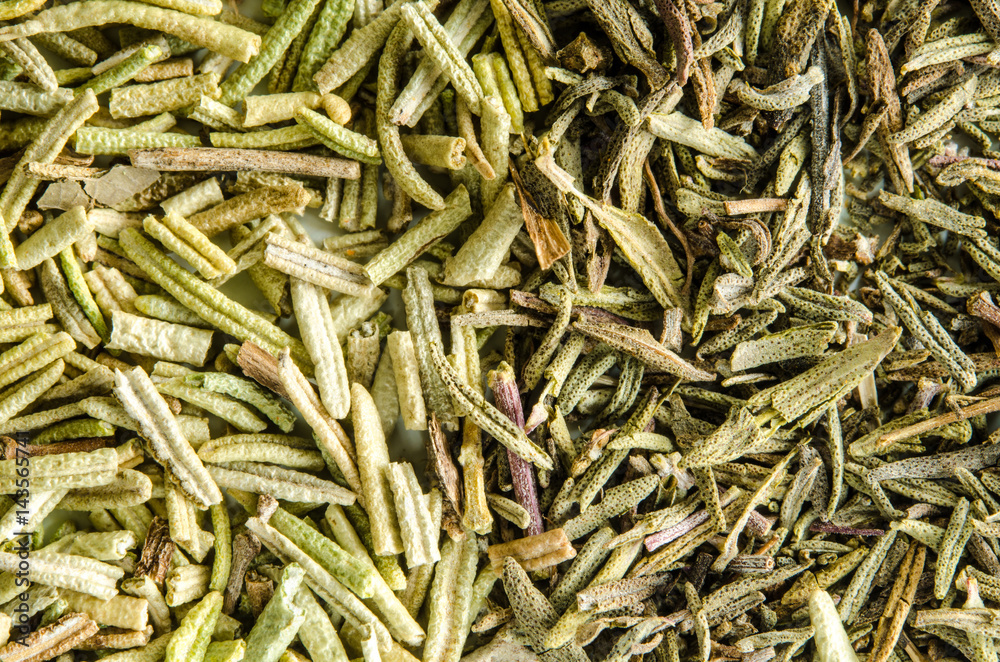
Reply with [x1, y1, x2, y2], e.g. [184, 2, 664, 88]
[2, 0, 1000, 661]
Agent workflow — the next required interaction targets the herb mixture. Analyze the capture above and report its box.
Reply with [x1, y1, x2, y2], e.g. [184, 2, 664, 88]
[0, 1, 999, 662]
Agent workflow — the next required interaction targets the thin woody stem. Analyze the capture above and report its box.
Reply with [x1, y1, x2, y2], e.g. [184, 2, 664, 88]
[876, 394, 1000, 446]
[644, 159, 694, 299]
[489, 363, 544, 537]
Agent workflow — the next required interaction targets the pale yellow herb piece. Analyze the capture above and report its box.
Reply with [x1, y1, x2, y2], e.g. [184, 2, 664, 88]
[109, 72, 221, 119]
[352, 382, 404, 556]
[386, 330, 427, 431]
[107, 310, 214, 366]
[15, 206, 94, 270]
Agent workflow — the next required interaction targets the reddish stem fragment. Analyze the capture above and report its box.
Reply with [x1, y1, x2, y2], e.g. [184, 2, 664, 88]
[489, 363, 544, 537]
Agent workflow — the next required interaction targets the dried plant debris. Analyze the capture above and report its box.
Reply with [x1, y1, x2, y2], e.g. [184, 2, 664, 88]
[6, 1, 1000, 662]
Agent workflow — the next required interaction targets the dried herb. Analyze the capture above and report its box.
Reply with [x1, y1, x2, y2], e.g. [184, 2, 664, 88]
[5, 1, 1000, 662]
